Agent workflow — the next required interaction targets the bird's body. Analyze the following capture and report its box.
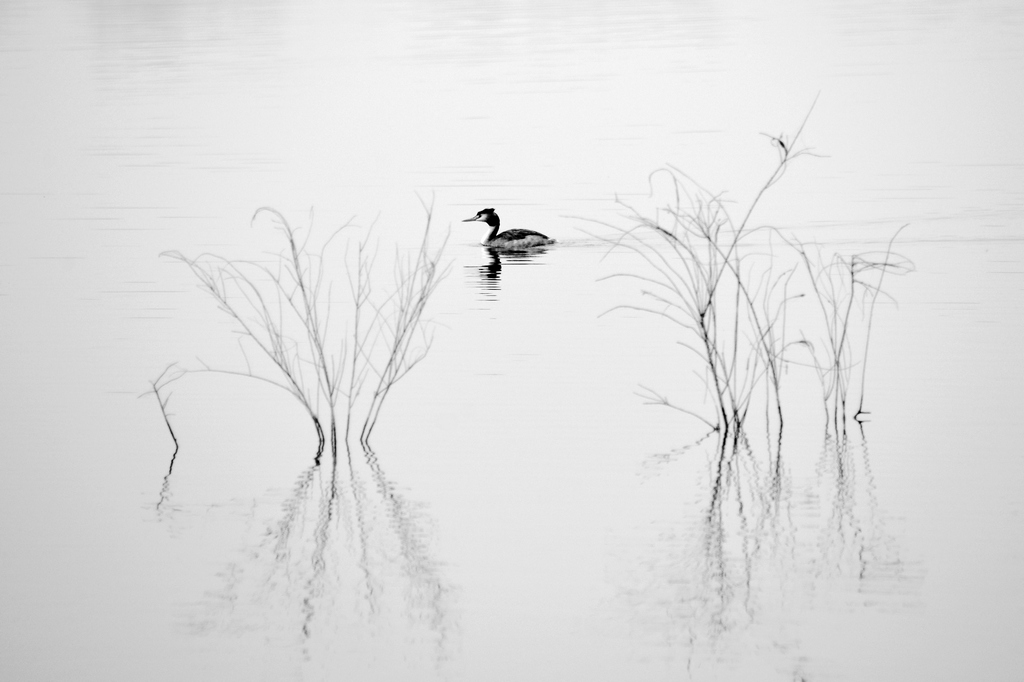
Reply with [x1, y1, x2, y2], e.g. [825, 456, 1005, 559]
[463, 208, 555, 249]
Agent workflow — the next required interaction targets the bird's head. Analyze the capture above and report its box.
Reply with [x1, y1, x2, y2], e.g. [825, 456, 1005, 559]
[462, 208, 499, 227]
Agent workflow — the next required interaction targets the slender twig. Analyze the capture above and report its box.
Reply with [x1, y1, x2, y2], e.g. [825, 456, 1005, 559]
[855, 224, 912, 420]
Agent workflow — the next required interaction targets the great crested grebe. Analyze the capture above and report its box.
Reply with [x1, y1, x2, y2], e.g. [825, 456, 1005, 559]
[462, 208, 555, 249]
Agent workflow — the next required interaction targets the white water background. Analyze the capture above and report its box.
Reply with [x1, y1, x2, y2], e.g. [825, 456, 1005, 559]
[2, 1, 1023, 680]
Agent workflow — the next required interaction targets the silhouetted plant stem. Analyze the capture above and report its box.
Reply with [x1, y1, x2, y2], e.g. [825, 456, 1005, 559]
[147, 363, 181, 458]
[360, 198, 449, 447]
[145, 363, 184, 510]
[855, 224, 910, 421]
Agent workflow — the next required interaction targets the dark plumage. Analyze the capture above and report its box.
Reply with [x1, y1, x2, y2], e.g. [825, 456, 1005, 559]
[462, 208, 555, 249]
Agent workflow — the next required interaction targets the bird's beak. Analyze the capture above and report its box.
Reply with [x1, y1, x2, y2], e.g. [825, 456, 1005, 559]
[462, 215, 481, 222]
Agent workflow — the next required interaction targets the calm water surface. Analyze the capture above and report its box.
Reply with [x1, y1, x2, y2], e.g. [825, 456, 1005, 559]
[2, 1, 1023, 681]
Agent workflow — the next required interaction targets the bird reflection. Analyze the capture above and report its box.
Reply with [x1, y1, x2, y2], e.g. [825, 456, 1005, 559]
[467, 246, 550, 300]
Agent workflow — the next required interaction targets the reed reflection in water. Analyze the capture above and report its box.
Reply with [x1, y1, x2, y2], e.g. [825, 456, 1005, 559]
[157, 434, 455, 676]
[618, 426, 922, 678]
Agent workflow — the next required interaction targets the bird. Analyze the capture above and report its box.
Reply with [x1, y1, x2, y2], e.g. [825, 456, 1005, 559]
[462, 208, 555, 250]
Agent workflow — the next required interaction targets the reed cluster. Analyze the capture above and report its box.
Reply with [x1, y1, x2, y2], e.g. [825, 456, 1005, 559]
[602, 115, 911, 439]
[160, 203, 448, 461]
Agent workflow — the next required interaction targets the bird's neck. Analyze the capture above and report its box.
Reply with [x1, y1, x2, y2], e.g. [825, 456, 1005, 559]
[484, 224, 499, 243]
